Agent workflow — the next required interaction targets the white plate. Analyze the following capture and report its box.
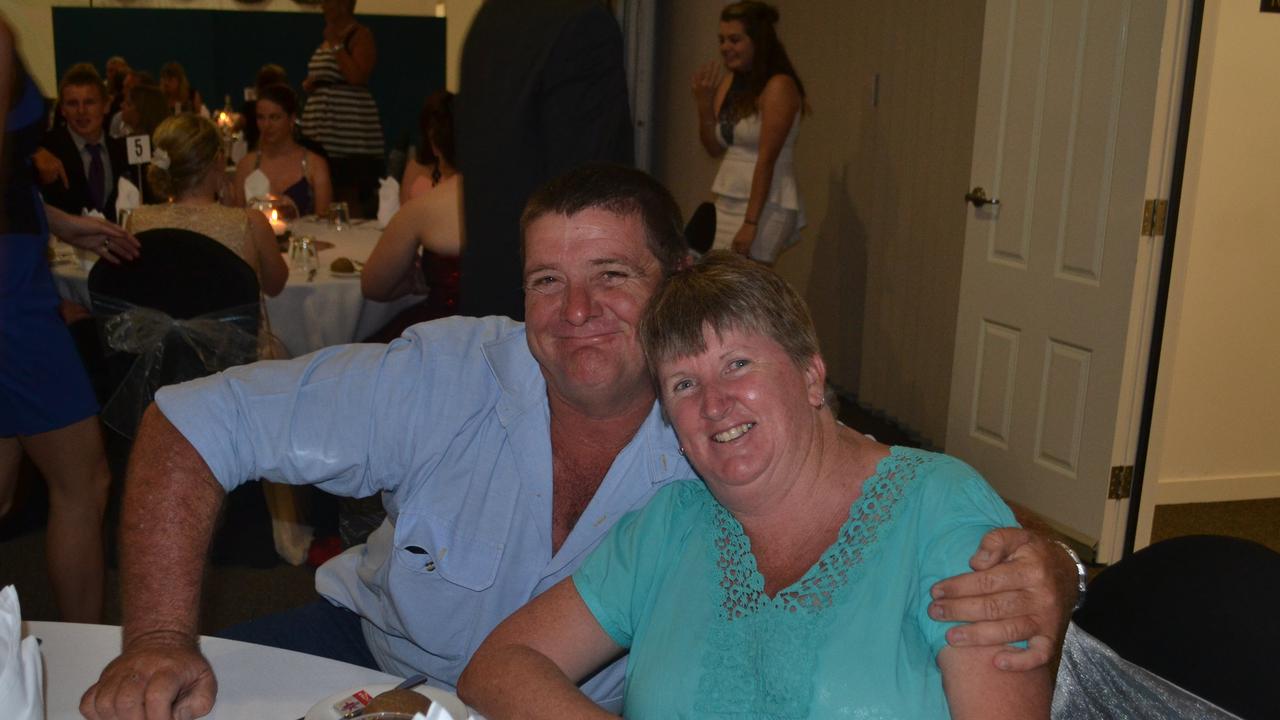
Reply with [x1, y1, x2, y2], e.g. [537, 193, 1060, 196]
[305, 683, 472, 720]
[329, 270, 361, 278]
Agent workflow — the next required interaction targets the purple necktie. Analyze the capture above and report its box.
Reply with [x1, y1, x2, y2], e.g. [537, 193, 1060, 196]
[86, 143, 105, 212]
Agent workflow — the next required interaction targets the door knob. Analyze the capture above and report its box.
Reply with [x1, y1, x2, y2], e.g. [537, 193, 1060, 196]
[965, 186, 1001, 208]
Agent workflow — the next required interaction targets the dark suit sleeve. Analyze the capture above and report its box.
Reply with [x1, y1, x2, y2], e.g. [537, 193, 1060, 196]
[538, 4, 634, 176]
[37, 128, 86, 216]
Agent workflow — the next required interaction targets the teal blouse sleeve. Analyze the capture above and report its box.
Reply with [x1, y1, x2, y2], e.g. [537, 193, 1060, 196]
[908, 454, 1020, 656]
[573, 481, 704, 649]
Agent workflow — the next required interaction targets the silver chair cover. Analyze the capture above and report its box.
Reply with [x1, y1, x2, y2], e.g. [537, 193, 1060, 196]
[1052, 623, 1243, 719]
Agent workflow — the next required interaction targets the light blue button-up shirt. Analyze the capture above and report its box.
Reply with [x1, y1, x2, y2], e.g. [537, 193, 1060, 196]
[155, 316, 692, 709]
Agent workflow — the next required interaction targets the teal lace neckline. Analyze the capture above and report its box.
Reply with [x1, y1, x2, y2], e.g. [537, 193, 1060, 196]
[693, 447, 925, 717]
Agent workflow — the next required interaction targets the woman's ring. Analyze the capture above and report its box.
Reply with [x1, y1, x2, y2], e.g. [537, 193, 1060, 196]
[103, 238, 111, 251]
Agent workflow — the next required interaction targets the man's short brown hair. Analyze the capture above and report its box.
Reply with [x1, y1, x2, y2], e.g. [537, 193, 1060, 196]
[519, 164, 689, 278]
[59, 63, 106, 101]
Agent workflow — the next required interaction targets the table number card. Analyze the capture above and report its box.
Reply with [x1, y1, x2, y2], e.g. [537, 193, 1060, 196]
[126, 135, 152, 165]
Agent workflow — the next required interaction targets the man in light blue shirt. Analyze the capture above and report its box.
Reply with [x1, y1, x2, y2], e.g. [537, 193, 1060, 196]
[82, 166, 1077, 720]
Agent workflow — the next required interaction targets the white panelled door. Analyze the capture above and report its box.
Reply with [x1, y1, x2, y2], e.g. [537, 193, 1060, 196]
[946, 0, 1167, 557]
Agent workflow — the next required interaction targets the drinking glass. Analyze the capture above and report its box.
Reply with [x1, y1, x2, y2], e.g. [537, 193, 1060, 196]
[295, 235, 319, 273]
[330, 201, 350, 231]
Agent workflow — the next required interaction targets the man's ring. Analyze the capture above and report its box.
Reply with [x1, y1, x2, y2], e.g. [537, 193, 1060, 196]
[103, 239, 110, 251]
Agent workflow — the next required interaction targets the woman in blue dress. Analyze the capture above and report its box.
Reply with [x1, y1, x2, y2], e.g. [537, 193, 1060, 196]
[459, 253, 1052, 718]
[0, 17, 139, 623]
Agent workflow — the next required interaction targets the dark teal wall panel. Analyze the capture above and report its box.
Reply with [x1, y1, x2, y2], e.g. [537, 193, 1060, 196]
[51, 7, 445, 155]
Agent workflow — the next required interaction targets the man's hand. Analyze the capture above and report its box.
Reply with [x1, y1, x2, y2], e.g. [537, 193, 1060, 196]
[33, 146, 69, 188]
[80, 631, 217, 720]
[82, 407, 228, 718]
[927, 528, 1078, 671]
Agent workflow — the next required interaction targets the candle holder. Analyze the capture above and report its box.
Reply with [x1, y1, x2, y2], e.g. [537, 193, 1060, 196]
[252, 197, 294, 241]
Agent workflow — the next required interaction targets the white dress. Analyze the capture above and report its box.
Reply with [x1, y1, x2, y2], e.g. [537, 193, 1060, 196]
[710, 111, 805, 263]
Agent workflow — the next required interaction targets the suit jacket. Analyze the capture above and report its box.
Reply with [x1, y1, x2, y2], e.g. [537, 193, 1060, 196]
[457, 0, 634, 320]
[39, 124, 130, 223]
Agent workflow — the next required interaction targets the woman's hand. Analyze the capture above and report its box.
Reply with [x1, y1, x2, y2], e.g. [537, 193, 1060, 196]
[45, 204, 140, 265]
[693, 60, 728, 158]
[731, 222, 755, 257]
[690, 59, 722, 115]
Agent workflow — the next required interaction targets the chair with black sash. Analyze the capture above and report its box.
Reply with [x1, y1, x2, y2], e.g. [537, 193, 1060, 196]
[88, 228, 260, 439]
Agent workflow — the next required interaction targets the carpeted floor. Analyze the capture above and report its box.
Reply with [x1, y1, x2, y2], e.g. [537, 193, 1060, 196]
[0, 433, 321, 630]
[1152, 497, 1280, 555]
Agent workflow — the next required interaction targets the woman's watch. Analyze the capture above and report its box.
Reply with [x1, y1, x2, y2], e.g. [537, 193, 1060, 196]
[1052, 539, 1089, 612]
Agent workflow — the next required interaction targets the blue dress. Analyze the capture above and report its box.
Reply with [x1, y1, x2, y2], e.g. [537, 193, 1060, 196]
[574, 447, 1018, 719]
[0, 64, 99, 436]
[251, 150, 314, 217]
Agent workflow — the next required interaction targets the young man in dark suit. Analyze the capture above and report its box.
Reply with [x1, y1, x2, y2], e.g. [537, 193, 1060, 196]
[39, 63, 129, 222]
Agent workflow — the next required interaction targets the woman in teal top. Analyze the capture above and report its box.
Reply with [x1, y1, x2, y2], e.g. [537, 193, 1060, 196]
[459, 252, 1051, 718]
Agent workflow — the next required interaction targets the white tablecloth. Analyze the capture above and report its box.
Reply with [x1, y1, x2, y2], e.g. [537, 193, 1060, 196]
[27, 620, 400, 719]
[28, 621, 484, 719]
[52, 218, 422, 358]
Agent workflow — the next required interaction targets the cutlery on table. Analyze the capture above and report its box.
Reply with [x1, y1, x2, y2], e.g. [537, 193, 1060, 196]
[321, 672, 433, 719]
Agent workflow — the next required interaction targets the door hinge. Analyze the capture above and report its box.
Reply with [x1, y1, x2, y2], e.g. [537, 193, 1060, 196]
[1108, 465, 1134, 499]
[1140, 199, 1169, 236]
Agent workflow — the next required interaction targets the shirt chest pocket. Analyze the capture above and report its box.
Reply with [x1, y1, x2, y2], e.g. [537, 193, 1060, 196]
[387, 511, 505, 660]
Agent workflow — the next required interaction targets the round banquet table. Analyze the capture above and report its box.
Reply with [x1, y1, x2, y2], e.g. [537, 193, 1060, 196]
[25, 620, 481, 719]
[50, 218, 423, 358]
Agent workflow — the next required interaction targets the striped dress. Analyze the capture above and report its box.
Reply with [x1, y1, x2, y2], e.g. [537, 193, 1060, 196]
[301, 27, 385, 160]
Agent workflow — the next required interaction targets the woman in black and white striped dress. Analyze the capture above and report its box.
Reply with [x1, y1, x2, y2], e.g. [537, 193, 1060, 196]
[301, 0, 384, 217]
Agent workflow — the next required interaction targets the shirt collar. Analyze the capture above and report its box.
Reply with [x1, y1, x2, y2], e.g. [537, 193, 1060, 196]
[70, 128, 105, 152]
[482, 322, 547, 426]
[482, 321, 689, 487]
[635, 399, 690, 486]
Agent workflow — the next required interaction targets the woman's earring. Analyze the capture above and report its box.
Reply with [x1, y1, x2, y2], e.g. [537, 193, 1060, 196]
[679, 446, 686, 456]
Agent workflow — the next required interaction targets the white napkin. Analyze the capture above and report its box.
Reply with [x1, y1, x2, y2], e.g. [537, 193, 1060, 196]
[116, 176, 141, 217]
[376, 176, 400, 228]
[0, 586, 44, 720]
[230, 137, 248, 165]
[244, 169, 271, 203]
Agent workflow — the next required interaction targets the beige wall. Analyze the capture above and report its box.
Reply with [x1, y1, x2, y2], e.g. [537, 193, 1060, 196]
[1140, 2, 1280, 509]
[653, 0, 984, 445]
[0, 0, 472, 95]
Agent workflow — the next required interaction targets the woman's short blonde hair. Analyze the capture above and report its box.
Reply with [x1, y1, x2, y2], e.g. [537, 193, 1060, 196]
[147, 114, 221, 200]
[640, 251, 820, 373]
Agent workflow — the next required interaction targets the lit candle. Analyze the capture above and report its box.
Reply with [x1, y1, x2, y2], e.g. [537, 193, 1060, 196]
[267, 208, 288, 236]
